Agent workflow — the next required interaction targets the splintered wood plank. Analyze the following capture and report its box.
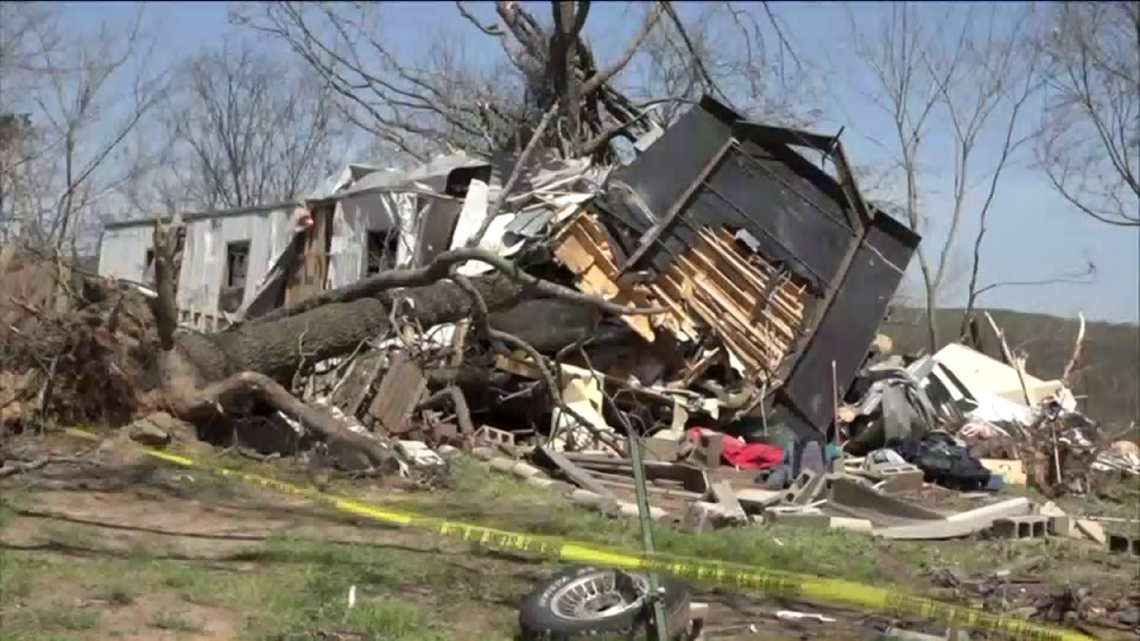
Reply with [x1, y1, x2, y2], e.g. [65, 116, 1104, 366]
[368, 352, 427, 435]
[713, 228, 810, 300]
[657, 242, 805, 378]
[671, 254, 796, 341]
[328, 351, 385, 417]
[699, 231, 805, 314]
[669, 249, 798, 356]
[655, 269, 768, 376]
[554, 234, 597, 276]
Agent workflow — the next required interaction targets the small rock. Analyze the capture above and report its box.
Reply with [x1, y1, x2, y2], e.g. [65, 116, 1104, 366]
[1120, 607, 1140, 626]
[436, 444, 462, 459]
[126, 416, 171, 448]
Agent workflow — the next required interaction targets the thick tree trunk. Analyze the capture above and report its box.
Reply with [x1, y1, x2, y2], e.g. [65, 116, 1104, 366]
[171, 274, 536, 385]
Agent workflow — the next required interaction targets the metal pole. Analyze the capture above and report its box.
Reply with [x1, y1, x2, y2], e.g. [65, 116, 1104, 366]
[624, 426, 669, 640]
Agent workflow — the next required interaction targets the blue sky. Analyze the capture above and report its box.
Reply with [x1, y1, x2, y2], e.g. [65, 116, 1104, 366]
[58, 1, 1139, 323]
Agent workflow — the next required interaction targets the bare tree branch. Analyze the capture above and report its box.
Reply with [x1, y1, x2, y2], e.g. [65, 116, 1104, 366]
[157, 39, 340, 211]
[1033, 2, 1139, 226]
[846, 2, 1051, 351]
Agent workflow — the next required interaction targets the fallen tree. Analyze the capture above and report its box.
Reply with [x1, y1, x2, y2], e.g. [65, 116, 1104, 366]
[0, 211, 659, 460]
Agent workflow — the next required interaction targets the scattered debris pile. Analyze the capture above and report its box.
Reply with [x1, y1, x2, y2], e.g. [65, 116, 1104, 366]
[839, 314, 1139, 499]
[1, 95, 1136, 582]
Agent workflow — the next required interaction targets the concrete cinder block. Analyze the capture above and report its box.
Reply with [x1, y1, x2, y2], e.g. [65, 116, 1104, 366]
[1107, 533, 1140, 556]
[709, 481, 747, 519]
[783, 469, 827, 506]
[763, 510, 830, 528]
[475, 425, 516, 447]
[1047, 515, 1080, 538]
[992, 515, 1048, 540]
[829, 517, 874, 533]
[877, 469, 925, 493]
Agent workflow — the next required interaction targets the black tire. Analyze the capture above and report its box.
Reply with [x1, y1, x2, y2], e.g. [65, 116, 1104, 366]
[518, 565, 689, 640]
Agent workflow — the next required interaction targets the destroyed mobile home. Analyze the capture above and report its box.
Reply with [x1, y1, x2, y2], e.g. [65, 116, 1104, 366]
[4, 98, 1138, 557]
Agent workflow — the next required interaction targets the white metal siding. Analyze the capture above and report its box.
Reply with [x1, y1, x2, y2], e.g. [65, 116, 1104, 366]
[99, 195, 415, 317]
[327, 192, 413, 290]
[175, 207, 294, 315]
[97, 226, 152, 282]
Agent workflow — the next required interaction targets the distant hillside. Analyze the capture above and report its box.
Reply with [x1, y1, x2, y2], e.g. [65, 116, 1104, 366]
[880, 307, 1139, 429]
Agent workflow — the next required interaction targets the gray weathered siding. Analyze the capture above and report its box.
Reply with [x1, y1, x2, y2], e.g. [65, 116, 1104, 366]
[98, 198, 410, 318]
[328, 191, 417, 289]
[175, 207, 295, 314]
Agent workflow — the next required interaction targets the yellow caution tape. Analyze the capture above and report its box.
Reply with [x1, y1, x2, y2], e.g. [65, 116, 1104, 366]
[62, 428, 1094, 641]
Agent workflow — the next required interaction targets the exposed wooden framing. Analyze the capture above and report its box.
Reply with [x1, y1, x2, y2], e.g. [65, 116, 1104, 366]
[549, 209, 809, 389]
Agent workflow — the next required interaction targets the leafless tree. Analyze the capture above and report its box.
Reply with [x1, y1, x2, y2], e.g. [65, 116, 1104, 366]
[0, 3, 166, 254]
[630, 2, 814, 128]
[230, 1, 803, 166]
[158, 39, 343, 212]
[1034, 1, 1139, 227]
[846, 2, 1048, 351]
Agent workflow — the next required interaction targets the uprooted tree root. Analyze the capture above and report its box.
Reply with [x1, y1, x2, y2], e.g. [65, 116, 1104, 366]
[1, 275, 162, 432]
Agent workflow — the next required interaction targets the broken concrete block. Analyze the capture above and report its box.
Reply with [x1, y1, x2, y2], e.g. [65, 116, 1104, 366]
[708, 481, 747, 520]
[683, 500, 746, 531]
[947, 497, 1031, 523]
[783, 469, 827, 506]
[683, 501, 717, 532]
[1106, 532, 1140, 556]
[475, 425, 516, 447]
[698, 432, 722, 469]
[762, 508, 830, 528]
[1076, 519, 1107, 545]
[875, 466, 925, 493]
[126, 415, 173, 448]
[1047, 515, 1080, 538]
[992, 515, 1048, 540]
[396, 440, 444, 468]
[735, 488, 783, 514]
[644, 437, 684, 462]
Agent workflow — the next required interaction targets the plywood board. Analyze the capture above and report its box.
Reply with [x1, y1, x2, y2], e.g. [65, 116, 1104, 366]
[367, 352, 427, 435]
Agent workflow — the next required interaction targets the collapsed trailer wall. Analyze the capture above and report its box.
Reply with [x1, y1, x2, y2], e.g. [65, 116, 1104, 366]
[781, 211, 920, 431]
[598, 95, 920, 433]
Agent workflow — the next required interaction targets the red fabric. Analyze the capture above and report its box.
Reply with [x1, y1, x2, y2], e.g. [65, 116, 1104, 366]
[685, 427, 782, 470]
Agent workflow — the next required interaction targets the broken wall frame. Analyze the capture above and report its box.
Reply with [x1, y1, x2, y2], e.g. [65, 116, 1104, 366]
[591, 95, 920, 434]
